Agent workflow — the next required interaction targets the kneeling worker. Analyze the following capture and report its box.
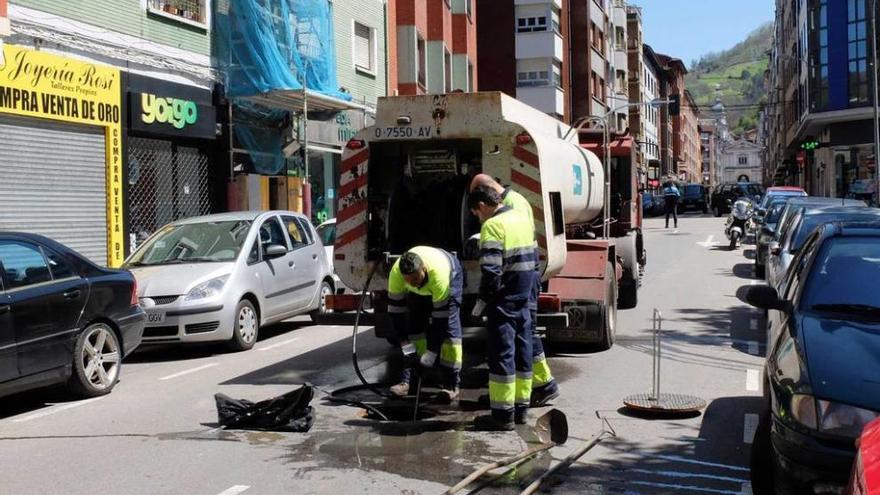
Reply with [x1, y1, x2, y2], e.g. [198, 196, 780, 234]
[387, 246, 463, 403]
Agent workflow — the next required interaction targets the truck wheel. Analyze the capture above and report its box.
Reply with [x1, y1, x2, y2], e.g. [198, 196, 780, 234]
[597, 263, 617, 351]
[616, 233, 640, 310]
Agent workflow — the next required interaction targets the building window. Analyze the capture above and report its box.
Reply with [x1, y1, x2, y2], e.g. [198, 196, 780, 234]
[147, 0, 207, 26]
[444, 49, 452, 93]
[417, 36, 427, 87]
[518, 69, 551, 87]
[616, 27, 626, 50]
[848, 0, 869, 104]
[738, 155, 748, 165]
[811, 0, 830, 110]
[517, 16, 548, 33]
[553, 60, 562, 87]
[590, 22, 605, 53]
[551, 7, 561, 32]
[353, 22, 376, 75]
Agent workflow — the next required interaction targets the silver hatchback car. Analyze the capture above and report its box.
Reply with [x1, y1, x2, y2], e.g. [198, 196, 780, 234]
[124, 211, 334, 351]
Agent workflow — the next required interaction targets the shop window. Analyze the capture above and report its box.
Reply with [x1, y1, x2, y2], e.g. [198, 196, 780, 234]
[146, 0, 208, 28]
[353, 21, 376, 75]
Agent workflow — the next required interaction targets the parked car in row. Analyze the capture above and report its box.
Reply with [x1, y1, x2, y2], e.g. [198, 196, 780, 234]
[754, 199, 789, 278]
[757, 186, 807, 214]
[680, 183, 709, 213]
[747, 221, 880, 493]
[711, 182, 764, 217]
[642, 191, 660, 217]
[0, 232, 144, 399]
[765, 198, 869, 289]
[125, 211, 334, 351]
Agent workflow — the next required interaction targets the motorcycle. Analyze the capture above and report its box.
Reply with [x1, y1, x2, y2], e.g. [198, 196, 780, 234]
[724, 198, 753, 250]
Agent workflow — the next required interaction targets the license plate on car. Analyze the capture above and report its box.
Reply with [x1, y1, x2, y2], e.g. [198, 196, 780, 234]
[147, 312, 165, 324]
[374, 126, 435, 139]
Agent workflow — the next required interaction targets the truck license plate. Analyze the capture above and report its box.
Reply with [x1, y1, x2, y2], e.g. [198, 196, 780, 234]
[375, 126, 434, 139]
[147, 312, 166, 324]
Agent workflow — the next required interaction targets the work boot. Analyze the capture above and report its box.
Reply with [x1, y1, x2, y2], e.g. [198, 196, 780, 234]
[530, 382, 560, 407]
[473, 414, 515, 432]
[389, 382, 410, 397]
[437, 387, 459, 404]
[515, 408, 529, 425]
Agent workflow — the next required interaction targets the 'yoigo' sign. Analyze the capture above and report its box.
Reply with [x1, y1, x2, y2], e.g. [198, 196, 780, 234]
[141, 93, 198, 129]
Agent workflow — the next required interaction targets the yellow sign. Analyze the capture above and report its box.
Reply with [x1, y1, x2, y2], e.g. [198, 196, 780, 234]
[0, 44, 124, 267]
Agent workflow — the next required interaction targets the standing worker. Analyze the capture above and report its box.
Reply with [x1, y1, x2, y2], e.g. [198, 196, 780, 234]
[663, 180, 681, 229]
[468, 185, 537, 430]
[387, 246, 463, 403]
[469, 174, 559, 406]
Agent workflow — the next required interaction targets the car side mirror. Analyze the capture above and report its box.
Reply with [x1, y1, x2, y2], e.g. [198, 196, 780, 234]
[265, 244, 287, 259]
[757, 208, 767, 216]
[769, 241, 782, 256]
[745, 285, 791, 312]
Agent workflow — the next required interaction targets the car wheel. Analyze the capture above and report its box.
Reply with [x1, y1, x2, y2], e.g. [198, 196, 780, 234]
[713, 205, 721, 217]
[68, 322, 121, 397]
[310, 280, 334, 323]
[228, 299, 258, 351]
[749, 410, 775, 495]
[755, 260, 766, 279]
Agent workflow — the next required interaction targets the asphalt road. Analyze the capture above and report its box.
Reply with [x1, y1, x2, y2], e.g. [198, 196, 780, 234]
[0, 214, 768, 495]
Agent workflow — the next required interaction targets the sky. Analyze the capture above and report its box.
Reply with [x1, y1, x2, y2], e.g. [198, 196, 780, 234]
[630, 0, 775, 68]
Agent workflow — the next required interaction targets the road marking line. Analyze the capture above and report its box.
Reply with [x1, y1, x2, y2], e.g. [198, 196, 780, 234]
[159, 363, 219, 381]
[642, 454, 750, 472]
[12, 397, 103, 423]
[743, 414, 760, 444]
[258, 337, 299, 352]
[747, 341, 759, 355]
[629, 469, 748, 484]
[697, 235, 716, 248]
[629, 481, 742, 495]
[217, 486, 250, 495]
[746, 369, 760, 391]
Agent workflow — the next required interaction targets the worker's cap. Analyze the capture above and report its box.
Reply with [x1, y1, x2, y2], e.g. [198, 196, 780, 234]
[399, 252, 424, 275]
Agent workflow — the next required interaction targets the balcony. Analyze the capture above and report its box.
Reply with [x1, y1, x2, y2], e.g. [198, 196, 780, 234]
[517, 85, 565, 116]
[516, 30, 564, 61]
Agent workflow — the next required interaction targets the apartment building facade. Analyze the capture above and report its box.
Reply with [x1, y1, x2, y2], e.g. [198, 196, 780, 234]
[389, 0, 477, 96]
[631, 40, 663, 185]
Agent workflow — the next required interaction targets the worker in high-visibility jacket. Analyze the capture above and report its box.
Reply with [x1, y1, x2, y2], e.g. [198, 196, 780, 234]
[470, 174, 559, 407]
[387, 246, 463, 403]
[468, 185, 536, 430]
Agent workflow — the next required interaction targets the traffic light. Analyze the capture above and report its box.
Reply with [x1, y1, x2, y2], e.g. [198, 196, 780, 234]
[800, 139, 820, 151]
[669, 93, 681, 117]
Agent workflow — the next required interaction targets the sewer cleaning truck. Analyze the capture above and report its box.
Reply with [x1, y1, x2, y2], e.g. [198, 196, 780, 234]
[319, 92, 645, 349]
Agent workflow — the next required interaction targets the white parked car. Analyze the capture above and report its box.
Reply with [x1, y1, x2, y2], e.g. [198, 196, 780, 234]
[316, 218, 348, 293]
[124, 211, 335, 351]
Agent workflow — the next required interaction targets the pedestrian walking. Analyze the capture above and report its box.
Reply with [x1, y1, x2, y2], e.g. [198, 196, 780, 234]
[387, 246, 463, 403]
[468, 185, 537, 431]
[663, 181, 681, 229]
[469, 174, 559, 406]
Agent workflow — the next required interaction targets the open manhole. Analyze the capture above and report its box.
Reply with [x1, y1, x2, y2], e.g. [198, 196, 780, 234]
[363, 404, 438, 422]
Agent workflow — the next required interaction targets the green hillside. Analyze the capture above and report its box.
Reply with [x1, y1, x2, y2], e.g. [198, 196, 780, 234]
[685, 23, 773, 135]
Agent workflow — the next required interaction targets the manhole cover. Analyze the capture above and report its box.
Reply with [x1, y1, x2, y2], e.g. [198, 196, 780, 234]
[623, 393, 706, 414]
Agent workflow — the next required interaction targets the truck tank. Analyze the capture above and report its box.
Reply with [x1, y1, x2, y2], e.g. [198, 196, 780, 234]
[334, 92, 605, 293]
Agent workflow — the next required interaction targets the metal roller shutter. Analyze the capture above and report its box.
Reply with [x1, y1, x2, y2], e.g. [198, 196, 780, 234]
[0, 114, 108, 264]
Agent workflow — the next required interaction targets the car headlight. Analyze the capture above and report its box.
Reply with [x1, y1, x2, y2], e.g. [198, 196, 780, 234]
[184, 275, 229, 302]
[818, 400, 880, 438]
[790, 393, 819, 430]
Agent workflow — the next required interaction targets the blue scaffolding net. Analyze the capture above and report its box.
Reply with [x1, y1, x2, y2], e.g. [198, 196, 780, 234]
[216, 0, 350, 175]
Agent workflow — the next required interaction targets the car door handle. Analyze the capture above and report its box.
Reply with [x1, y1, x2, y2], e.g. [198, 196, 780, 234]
[63, 289, 81, 300]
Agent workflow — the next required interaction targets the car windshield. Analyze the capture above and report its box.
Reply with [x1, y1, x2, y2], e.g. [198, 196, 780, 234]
[316, 223, 336, 246]
[736, 184, 762, 197]
[802, 238, 880, 320]
[127, 220, 252, 266]
[684, 185, 702, 195]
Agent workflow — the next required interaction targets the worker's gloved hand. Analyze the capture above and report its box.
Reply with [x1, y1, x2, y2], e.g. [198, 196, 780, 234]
[472, 300, 487, 318]
[400, 342, 419, 367]
[419, 350, 437, 370]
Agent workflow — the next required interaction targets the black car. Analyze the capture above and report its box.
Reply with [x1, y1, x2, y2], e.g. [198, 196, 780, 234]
[0, 232, 145, 399]
[746, 221, 880, 492]
[711, 182, 764, 217]
[679, 184, 709, 213]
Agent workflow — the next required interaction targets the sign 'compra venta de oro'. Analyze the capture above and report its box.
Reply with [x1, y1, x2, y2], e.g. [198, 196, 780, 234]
[141, 93, 198, 130]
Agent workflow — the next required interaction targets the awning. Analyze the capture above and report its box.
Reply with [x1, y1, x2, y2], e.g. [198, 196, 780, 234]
[580, 136, 635, 158]
[242, 89, 370, 114]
